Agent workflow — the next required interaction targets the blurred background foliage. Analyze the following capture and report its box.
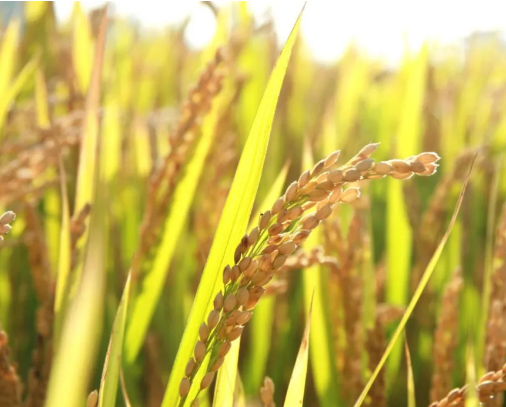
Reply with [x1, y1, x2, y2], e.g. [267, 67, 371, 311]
[0, 2, 506, 407]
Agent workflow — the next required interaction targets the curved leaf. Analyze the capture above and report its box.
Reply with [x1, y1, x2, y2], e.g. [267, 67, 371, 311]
[161, 8, 304, 407]
[98, 273, 131, 407]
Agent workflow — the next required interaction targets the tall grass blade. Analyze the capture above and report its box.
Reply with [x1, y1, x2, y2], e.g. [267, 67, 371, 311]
[98, 273, 131, 407]
[71, 6, 108, 295]
[353, 155, 475, 407]
[284, 292, 314, 407]
[404, 334, 416, 407]
[214, 161, 290, 405]
[162, 9, 303, 406]
[53, 158, 72, 348]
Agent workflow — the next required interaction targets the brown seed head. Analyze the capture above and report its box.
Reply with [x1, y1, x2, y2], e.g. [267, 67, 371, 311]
[230, 265, 240, 282]
[210, 357, 225, 372]
[279, 241, 296, 255]
[236, 311, 253, 325]
[315, 172, 328, 183]
[0, 211, 16, 225]
[277, 209, 289, 224]
[316, 180, 335, 191]
[236, 287, 250, 306]
[262, 245, 278, 255]
[408, 160, 426, 173]
[228, 326, 244, 341]
[328, 188, 342, 204]
[311, 159, 325, 177]
[248, 227, 260, 246]
[259, 211, 272, 230]
[293, 230, 311, 245]
[87, 390, 98, 407]
[308, 189, 328, 202]
[389, 159, 411, 173]
[223, 265, 231, 285]
[324, 150, 341, 167]
[245, 286, 265, 310]
[185, 358, 196, 377]
[391, 171, 413, 180]
[180, 377, 191, 397]
[258, 254, 273, 271]
[271, 197, 285, 215]
[373, 161, 393, 175]
[272, 255, 288, 269]
[415, 152, 440, 164]
[339, 188, 360, 203]
[357, 142, 380, 158]
[285, 181, 299, 202]
[201, 372, 215, 390]
[355, 158, 375, 172]
[214, 291, 224, 310]
[234, 246, 242, 263]
[316, 204, 333, 220]
[218, 341, 232, 357]
[199, 323, 210, 342]
[268, 223, 284, 236]
[226, 310, 241, 325]
[286, 206, 303, 221]
[194, 340, 206, 362]
[208, 309, 220, 329]
[343, 168, 361, 182]
[419, 162, 439, 176]
[238, 257, 252, 272]
[302, 214, 319, 230]
[298, 170, 311, 188]
[224, 294, 237, 312]
[328, 169, 344, 184]
[243, 259, 258, 278]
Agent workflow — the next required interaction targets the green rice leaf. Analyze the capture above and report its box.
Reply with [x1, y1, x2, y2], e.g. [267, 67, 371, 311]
[213, 161, 290, 405]
[284, 292, 314, 407]
[404, 334, 416, 407]
[98, 273, 131, 407]
[161, 8, 303, 406]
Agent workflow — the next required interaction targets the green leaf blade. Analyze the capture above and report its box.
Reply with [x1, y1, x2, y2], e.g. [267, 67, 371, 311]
[162, 9, 304, 407]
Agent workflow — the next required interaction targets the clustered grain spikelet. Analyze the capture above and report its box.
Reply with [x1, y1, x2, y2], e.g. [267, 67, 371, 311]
[133, 48, 226, 278]
[260, 376, 276, 407]
[177, 144, 440, 403]
[430, 269, 463, 402]
[428, 362, 506, 407]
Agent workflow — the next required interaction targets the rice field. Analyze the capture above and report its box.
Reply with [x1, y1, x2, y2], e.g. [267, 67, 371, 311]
[1, 3, 506, 407]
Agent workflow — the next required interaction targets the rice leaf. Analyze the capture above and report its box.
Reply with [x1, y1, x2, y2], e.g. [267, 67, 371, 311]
[71, 6, 108, 296]
[212, 340, 240, 406]
[404, 334, 416, 407]
[284, 292, 314, 407]
[72, 2, 94, 94]
[0, 53, 38, 136]
[161, 9, 303, 406]
[213, 161, 290, 405]
[53, 158, 72, 348]
[45, 178, 107, 407]
[98, 273, 131, 407]
[353, 155, 475, 407]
